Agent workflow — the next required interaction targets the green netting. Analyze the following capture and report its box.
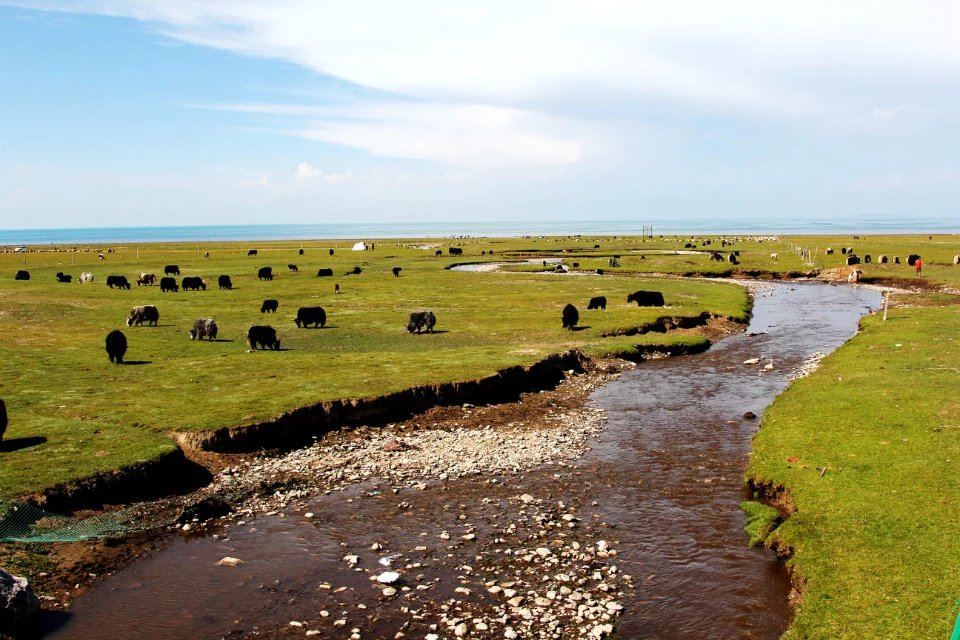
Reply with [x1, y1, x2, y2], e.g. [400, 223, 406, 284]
[0, 500, 182, 543]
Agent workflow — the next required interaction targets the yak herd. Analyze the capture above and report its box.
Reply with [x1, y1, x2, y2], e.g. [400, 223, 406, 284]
[16, 242, 952, 365]
[13, 256, 449, 364]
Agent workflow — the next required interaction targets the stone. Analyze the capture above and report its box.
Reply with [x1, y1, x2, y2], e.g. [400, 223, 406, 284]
[0, 570, 39, 630]
[376, 571, 401, 584]
[743, 357, 761, 365]
[382, 587, 397, 597]
[742, 411, 757, 420]
[519, 494, 535, 504]
[216, 557, 243, 566]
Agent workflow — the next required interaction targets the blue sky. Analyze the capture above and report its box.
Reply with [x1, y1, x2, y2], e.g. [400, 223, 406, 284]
[0, 1, 957, 229]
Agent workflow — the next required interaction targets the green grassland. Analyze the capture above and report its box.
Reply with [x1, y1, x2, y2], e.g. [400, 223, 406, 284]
[747, 296, 960, 638]
[0, 237, 751, 497]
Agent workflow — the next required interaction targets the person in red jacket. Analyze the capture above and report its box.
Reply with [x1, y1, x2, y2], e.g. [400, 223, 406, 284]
[915, 257, 923, 276]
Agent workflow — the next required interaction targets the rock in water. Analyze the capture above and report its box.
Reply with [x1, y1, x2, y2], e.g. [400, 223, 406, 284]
[0, 569, 40, 630]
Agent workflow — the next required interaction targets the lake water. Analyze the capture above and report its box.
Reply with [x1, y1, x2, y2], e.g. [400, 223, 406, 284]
[2, 216, 957, 245]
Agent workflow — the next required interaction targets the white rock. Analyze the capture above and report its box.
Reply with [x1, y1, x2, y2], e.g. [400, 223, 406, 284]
[216, 557, 243, 567]
[743, 357, 761, 365]
[377, 571, 401, 584]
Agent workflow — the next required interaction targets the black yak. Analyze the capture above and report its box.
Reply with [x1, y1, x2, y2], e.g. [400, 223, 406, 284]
[55, 272, 72, 283]
[106, 275, 130, 289]
[218, 274, 232, 289]
[258, 266, 273, 281]
[294, 306, 326, 328]
[627, 290, 665, 307]
[136, 273, 155, 286]
[164, 265, 180, 275]
[248, 249, 258, 256]
[260, 299, 279, 313]
[407, 311, 437, 334]
[562, 303, 579, 330]
[105, 329, 127, 364]
[247, 325, 280, 350]
[288, 264, 298, 272]
[392, 266, 402, 277]
[316, 268, 334, 277]
[160, 277, 179, 292]
[587, 296, 607, 310]
[181, 276, 206, 291]
[14, 270, 29, 281]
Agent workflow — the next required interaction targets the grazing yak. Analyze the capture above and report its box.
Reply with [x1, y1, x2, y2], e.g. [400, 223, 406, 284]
[79, 272, 94, 284]
[126, 305, 159, 327]
[181, 276, 206, 291]
[407, 310, 437, 334]
[288, 264, 298, 272]
[247, 325, 280, 350]
[848, 269, 863, 283]
[56, 272, 72, 283]
[316, 268, 334, 277]
[137, 273, 156, 286]
[329, 248, 335, 256]
[106, 275, 131, 289]
[299, 248, 304, 256]
[846, 255, 861, 266]
[248, 249, 258, 256]
[164, 265, 180, 275]
[258, 266, 273, 281]
[105, 329, 127, 364]
[261, 299, 279, 313]
[596, 269, 604, 275]
[218, 274, 232, 289]
[160, 277, 179, 292]
[294, 306, 326, 328]
[825, 248, 834, 255]
[347, 266, 362, 275]
[954, 255, 960, 265]
[878, 254, 888, 264]
[435, 250, 443, 256]
[392, 266, 402, 277]
[334, 284, 340, 294]
[769, 253, 778, 260]
[562, 303, 579, 330]
[189, 318, 218, 341]
[728, 253, 738, 264]
[709, 252, 724, 262]
[587, 296, 607, 310]
[907, 254, 921, 266]
[627, 290, 665, 307]
[893, 256, 901, 264]
[448, 247, 463, 256]
[15, 270, 30, 281]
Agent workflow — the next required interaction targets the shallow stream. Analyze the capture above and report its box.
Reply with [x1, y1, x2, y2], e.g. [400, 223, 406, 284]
[43, 282, 881, 639]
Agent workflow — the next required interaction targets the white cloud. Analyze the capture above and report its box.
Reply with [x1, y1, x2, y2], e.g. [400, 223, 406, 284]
[5, 1, 958, 168]
[295, 162, 353, 184]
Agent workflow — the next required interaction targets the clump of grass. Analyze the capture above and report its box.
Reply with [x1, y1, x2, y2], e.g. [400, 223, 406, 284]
[741, 500, 782, 547]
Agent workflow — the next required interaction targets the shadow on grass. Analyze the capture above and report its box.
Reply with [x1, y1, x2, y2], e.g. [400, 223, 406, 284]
[0, 436, 47, 452]
[410, 330, 449, 335]
[571, 326, 591, 331]
[121, 360, 152, 365]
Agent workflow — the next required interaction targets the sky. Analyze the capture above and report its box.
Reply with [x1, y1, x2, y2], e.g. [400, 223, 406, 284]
[0, 1, 957, 229]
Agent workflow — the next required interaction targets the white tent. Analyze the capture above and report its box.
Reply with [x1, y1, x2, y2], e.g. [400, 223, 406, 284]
[351, 242, 368, 251]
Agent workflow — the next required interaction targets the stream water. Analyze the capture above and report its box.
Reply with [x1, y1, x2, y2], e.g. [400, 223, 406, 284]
[42, 282, 881, 640]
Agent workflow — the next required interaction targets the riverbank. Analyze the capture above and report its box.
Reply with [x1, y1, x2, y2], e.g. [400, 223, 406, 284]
[746, 291, 960, 638]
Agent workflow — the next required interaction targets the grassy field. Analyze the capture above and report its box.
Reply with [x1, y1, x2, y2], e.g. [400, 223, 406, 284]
[746, 293, 960, 638]
[0, 236, 753, 498]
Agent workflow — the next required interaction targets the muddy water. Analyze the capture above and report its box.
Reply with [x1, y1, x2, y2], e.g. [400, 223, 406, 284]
[44, 282, 881, 640]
